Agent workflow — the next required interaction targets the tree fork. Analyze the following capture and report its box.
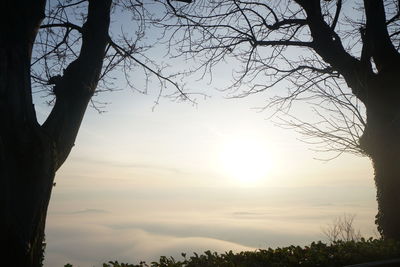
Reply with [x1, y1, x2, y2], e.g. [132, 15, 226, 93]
[1, 0, 111, 266]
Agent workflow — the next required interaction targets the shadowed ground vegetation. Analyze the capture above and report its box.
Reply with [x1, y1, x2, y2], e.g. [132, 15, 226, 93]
[64, 238, 400, 267]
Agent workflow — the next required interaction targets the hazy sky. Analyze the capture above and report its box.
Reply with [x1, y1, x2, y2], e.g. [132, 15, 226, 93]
[36, 88, 377, 266]
[32, 1, 380, 266]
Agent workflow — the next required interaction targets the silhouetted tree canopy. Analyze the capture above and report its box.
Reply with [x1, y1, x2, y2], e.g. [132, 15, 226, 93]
[2, 1, 400, 266]
[156, 0, 400, 240]
[1, 1, 191, 266]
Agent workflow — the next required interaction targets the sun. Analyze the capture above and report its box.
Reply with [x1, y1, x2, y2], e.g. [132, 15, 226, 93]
[219, 136, 273, 185]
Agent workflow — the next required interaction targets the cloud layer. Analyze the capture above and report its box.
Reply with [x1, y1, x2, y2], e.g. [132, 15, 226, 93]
[44, 183, 378, 267]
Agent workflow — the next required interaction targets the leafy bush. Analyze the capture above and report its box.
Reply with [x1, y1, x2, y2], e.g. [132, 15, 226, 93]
[64, 238, 400, 267]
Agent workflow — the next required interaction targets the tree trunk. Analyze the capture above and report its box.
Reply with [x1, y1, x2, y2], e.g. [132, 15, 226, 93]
[363, 123, 400, 240]
[0, 134, 56, 267]
[373, 149, 400, 240]
[360, 72, 400, 240]
[0, 0, 111, 266]
[1, 1, 51, 265]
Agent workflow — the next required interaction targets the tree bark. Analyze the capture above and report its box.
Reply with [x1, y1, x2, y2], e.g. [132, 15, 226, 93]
[294, 0, 400, 240]
[0, 0, 111, 266]
[360, 69, 400, 240]
[373, 147, 400, 240]
[359, 0, 400, 235]
[0, 129, 55, 267]
[1, 1, 50, 266]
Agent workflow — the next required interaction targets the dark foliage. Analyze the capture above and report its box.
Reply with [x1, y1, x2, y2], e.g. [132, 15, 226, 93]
[65, 238, 400, 267]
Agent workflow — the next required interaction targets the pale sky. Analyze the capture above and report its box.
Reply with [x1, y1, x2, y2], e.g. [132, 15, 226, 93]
[32, 1, 380, 266]
[36, 87, 377, 266]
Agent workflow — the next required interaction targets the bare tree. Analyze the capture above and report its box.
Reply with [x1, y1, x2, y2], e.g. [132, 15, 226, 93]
[322, 214, 363, 243]
[0, 0, 193, 266]
[157, 0, 400, 240]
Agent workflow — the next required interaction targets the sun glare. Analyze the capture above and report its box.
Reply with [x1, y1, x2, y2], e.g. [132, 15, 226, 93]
[220, 136, 273, 185]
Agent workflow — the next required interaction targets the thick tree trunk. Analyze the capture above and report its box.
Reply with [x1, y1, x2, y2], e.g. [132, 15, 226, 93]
[373, 150, 400, 240]
[0, 135, 56, 267]
[364, 129, 400, 240]
[1, 1, 52, 266]
[360, 72, 400, 240]
[0, 0, 111, 266]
